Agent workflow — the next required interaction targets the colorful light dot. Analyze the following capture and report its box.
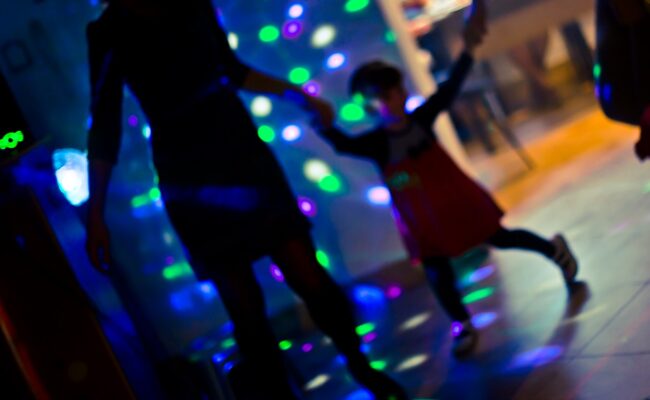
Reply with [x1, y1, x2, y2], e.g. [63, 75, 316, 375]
[311, 25, 337, 48]
[345, 0, 370, 13]
[288, 3, 305, 18]
[305, 374, 330, 391]
[128, 115, 138, 127]
[162, 262, 193, 280]
[462, 287, 495, 304]
[593, 63, 601, 80]
[318, 174, 342, 193]
[259, 25, 280, 42]
[395, 354, 428, 372]
[228, 32, 239, 50]
[385, 285, 402, 299]
[353, 285, 385, 304]
[282, 21, 303, 39]
[221, 338, 236, 350]
[289, 67, 311, 84]
[385, 30, 396, 43]
[270, 264, 285, 283]
[304, 159, 332, 182]
[367, 186, 391, 205]
[326, 53, 347, 69]
[405, 95, 425, 112]
[370, 360, 386, 370]
[341, 103, 365, 122]
[251, 96, 272, 117]
[301, 343, 313, 352]
[362, 332, 378, 343]
[399, 312, 431, 332]
[316, 249, 331, 269]
[258, 125, 276, 143]
[355, 322, 375, 336]
[282, 125, 302, 142]
[279, 340, 293, 351]
[297, 196, 318, 217]
[142, 125, 152, 139]
[303, 81, 321, 96]
[451, 321, 463, 337]
[471, 312, 497, 329]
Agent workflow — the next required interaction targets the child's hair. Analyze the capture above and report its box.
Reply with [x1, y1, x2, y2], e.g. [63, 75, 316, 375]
[349, 60, 403, 99]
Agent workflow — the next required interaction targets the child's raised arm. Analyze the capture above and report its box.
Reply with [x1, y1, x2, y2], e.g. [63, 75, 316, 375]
[312, 120, 386, 161]
[411, 0, 487, 127]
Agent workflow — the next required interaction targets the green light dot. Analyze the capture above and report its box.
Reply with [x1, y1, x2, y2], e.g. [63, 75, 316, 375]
[149, 187, 161, 201]
[345, 0, 370, 13]
[352, 93, 365, 105]
[318, 175, 342, 193]
[162, 262, 193, 280]
[258, 125, 276, 143]
[370, 360, 387, 370]
[131, 193, 150, 208]
[355, 322, 375, 336]
[259, 25, 280, 42]
[462, 287, 495, 304]
[593, 63, 602, 80]
[221, 338, 236, 349]
[316, 250, 330, 269]
[289, 67, 311, 85]
[279, 340, 293, 351]
[341, 103, 366, 122]
[385, 30, 396, 43]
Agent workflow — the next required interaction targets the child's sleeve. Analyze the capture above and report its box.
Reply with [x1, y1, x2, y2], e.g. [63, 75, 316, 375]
[316, 126, 383, 160]
[411, 52, 474, 128]
[86, 18, 125, 165]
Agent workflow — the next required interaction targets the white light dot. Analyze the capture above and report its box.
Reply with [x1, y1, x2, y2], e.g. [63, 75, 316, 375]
[399, 312, 431, 332]
[304, 159, 331, 182]
[405, 95, 425, 112]
[395, 354, 429, 372]
[367, 186, 391, 205]
[304, 374, 330, 390]
[326, 53, 346, 69]
[311, 25, 337, 48]
[288, 4, 304, 18]
[282, 125, 302, 142]
[228, 33, 239, 50]
[251, 96, 272, 117]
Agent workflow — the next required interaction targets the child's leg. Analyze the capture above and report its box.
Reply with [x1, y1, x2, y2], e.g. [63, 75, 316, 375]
[271, 234, 407, 400]
[422, 256, 471, 323]
[486, 227, 555, 257]
[422, 256, 479, 357]
[487, 227, 578, 284]
[207, 263, 300, 399]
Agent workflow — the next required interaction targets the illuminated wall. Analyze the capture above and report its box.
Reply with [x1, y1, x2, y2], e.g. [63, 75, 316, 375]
[0, 0, 423, 356]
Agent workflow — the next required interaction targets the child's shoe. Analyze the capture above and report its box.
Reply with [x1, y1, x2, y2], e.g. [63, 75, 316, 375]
[551, 234, 578, 285]
[451, 320, 478, 358]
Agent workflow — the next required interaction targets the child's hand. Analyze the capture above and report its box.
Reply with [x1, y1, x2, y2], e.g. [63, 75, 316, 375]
[463, 0, 488, 53]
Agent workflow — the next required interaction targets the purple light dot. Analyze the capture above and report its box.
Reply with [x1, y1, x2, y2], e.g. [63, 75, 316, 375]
[270, 264, 285, 283]
[283, 21, 303, 39]
[165, 256, 175, 265]
[362, 332, 377, 343]
[303, 81, 321, 97]
[385, 285, 402, 299]
[298, 196, 317, 217]
[301, 343, 313, 352]
[128, 115, 138, 127]
[451, 321, 463, 337]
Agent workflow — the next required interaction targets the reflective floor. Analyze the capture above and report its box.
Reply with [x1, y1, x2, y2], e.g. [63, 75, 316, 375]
[271, 110, 650, 400]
